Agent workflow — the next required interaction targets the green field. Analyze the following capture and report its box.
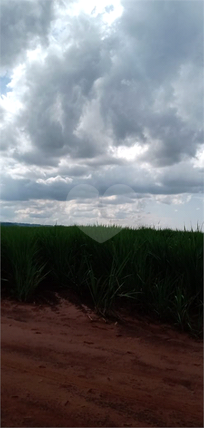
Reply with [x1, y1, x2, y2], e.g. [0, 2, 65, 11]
[1, 224, 203, 337]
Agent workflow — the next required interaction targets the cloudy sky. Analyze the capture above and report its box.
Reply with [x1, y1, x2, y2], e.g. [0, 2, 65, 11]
[0, 0, 203, 231]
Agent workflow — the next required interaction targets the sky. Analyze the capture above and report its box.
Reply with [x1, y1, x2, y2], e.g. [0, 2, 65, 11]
[0, 0, 203, 231]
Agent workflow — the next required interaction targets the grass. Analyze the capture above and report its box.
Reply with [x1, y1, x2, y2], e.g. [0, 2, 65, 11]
[1, 223, 203, 338]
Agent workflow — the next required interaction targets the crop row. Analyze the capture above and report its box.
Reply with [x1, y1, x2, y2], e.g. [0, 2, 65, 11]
[1, 224, 203, 337]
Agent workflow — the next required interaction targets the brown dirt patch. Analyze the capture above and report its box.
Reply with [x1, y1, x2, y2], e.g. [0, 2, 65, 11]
[1, 294, 203, 427]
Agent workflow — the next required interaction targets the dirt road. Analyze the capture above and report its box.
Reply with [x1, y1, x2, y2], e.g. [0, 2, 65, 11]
[1, 295, 203, 427]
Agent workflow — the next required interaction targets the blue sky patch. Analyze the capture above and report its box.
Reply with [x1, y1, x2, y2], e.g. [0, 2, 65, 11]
[0, 75, 12, 96]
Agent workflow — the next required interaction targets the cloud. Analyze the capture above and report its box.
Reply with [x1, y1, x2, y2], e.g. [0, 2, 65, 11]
[0, 0, 203, 230]
[0, 0, 55, 72]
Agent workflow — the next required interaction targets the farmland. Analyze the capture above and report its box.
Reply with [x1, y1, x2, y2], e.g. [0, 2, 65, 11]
[1, 223, 203, 427]
[1, 224, 203, 337]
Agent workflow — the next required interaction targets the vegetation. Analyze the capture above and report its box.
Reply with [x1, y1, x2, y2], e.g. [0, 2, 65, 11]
[1, 224, 203, 338]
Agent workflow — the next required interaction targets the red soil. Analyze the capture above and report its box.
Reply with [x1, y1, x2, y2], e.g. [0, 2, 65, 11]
[1, 294, 203, 427]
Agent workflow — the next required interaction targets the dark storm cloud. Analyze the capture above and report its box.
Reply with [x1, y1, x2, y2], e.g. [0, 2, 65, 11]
[1, 160, 202, 202]
[138, 113, 203, 167]
[2, 0, 203, 167]
[90, 165, 203, 197]
[0, 175, 72, 201]
[57, 165, 89, 177]
[100, 0, 203, 164]
[0, 0, 55, 70]
[12, 148, 59, 167]
[120, 0, 203, 75]
[0, 0, 203, 211]
[8, 11, 112, 163]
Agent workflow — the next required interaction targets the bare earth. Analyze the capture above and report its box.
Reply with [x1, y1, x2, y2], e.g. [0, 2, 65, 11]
[1, 295, 203, 427]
